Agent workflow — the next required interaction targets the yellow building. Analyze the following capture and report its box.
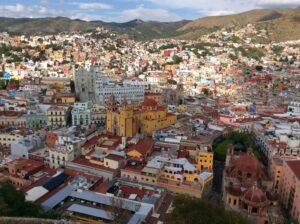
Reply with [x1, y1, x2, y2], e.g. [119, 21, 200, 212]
[106, 96, 176, 137]
[194, 150, 214, 171]
[54, 93, 76, 104]
[122, 155, 213, 198]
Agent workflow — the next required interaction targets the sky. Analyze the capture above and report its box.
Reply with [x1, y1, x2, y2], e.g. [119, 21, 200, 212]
[0, 0, 299, 22]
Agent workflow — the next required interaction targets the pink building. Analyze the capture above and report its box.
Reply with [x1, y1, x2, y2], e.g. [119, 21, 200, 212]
[278, 160, 300, 222]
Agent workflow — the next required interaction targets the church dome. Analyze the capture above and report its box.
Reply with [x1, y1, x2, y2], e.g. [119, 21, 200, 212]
[242, 184, 269, 207]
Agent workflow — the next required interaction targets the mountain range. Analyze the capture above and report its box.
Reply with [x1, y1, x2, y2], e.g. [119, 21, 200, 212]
[0, 7, 300, 42]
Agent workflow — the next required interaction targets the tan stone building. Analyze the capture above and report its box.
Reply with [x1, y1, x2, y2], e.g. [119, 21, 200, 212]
[47, 106, 70, 128]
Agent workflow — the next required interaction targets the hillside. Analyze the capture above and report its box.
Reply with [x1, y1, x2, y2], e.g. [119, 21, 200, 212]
[109, 20, 191, 40]
[0, 7, 300, 42]
[0, 17, 99, 35]
[0, 17, 189, 40]
[177, 7, 300, 41]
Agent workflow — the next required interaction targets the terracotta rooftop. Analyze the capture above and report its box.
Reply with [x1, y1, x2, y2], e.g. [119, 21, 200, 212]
[82, 135, 101, 148]
[126, 138, 154, 157]
[120, 185, 155, 198]
[6, 158, 44, 173]
[0, 111, 20, 117]
[142, 98, 158, 107]
[105, 154, 124, 162]
[145, 92, 162, 96]
[268, 140, 287, 150]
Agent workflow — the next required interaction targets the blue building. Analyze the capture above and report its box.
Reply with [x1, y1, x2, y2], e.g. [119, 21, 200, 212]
[71, 102, 91, 126]
[26, 111, 48, 130]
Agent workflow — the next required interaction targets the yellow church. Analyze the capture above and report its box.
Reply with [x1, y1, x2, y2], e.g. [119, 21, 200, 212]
[106, 95, 177, 137]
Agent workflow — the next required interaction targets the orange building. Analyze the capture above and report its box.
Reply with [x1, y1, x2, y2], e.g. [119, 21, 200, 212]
[4, 158, 44, 188]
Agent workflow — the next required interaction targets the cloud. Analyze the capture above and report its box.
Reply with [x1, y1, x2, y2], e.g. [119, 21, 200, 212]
[40, 0, 48, 5]
[77, 2, 113, 10]
[256, 0, 300, 6]
[146, 0, 256, 16]
[120, 5, 182, 22]
[0, 3, 57, 17]
[205, 10, 236, 16]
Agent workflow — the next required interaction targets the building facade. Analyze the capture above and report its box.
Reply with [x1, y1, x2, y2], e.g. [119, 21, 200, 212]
[71, 102, 91, 126]
[74, 66, 145, 105]
[223, 144, 282, 224]
[26, 112, 48, 130]
[47, 106, 70, 128]
[278, 160, 300, 222]
[90, 104, 106, 127]
[106, 96, 176, 137]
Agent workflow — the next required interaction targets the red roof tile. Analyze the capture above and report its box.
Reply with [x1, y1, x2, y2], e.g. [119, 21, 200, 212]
[126, 138, 154, 157]
[105, 154, 124, 162]
[142, 98, 158, 107]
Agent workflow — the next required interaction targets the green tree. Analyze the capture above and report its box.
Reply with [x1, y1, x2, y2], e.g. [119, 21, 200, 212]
[167, 79, 177, 85]
[0, 79, 7, 90]
[255, 65, 263, 72]
[202, 88, 212, 96]
[159, 43, 177, 50]
[172, 55, 183, 64]
[229, 53, 238, 60]
[171, 195, 248, 224]
[0, 182, 60, 219]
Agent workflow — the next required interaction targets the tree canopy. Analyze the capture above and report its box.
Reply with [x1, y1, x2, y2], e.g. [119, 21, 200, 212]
[213, 131, 261, 161]
[171, 195, 248, 224]
[0, 182, 59, 219]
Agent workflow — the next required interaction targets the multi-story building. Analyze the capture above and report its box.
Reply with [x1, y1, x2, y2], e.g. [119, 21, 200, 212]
[74, 66, 145, 105]
[269, 157, 283, 193]
[49, 145, 75, 169]
[0, 111, 26, 128]
[48, 128, 85, 168]
[74, 66, 97, 102]
[0, 132, 23, 147]
[94, 76, 145, 105]
[106, 96, 176, 137]
[26, 110, 48, 130]
[4, 158, 44, 188]
[90, 104, 106, 127]
[189, 146, 214, 172]
[47, 106, 70, 128]
[121, 155, 213, 198]
[278, 160, 300, 222]
[71, 102, 91, 126]
[53, 93, 76, 105]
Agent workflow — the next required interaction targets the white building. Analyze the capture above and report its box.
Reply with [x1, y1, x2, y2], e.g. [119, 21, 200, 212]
[75, 66, 145, 105]
[49, 145, 75, 168]
[94, 76, 145, 105]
